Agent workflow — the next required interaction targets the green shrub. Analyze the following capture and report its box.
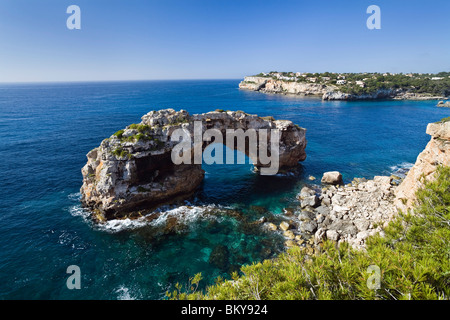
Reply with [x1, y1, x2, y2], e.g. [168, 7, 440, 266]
[113, 129, 125, 139]
[128, 123, 150, 133]
[135, 133, 151, 142]
[437, 117, 450, 123]
[170, 166, 450, 300]
[112, 147, 130, 159]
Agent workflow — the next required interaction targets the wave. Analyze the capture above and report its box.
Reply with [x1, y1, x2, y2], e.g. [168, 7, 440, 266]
[115, 286, 138, 300]
[68, 192, 82, 201]
[100, 204, 225, 233]
[68, 197, 229, 233]
[389, 162, 414, 178]
[69, 205, 90, 220]
[389, 162, 414, 172]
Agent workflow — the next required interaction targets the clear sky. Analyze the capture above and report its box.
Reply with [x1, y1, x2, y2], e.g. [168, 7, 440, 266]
[0, 0, 449, 82]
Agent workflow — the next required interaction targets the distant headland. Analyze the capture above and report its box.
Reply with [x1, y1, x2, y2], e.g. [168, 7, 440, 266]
[239, 71, 450, 101]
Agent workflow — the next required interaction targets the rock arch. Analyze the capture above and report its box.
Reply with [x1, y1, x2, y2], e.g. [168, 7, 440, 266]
[81, 109, 307, 220]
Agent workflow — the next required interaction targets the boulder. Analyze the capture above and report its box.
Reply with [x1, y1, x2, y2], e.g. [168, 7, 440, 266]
[279, 221, 291, 231]
[321, 171, 343, 185]
[328, 221, 358, 236]
[315, 205, 330, 216]
[266, 222, 277, 231]
[283, 230, 295, 240]
[314, 227, 327, 243]
[285, 240, 297, 247]
[298, 211, 315, 221]
[299, 186, 315, 199]
[300, 219, 318, 234]
[326, 230, 340, 241]
[353, 218, 370, 232]
[301, 195, 319, 208]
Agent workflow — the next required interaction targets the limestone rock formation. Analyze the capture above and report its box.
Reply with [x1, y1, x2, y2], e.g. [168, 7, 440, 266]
[321, 171, 343, 185]
[239, 76, 333, 96]
[275, 176, 398, 252]
[395, 119, 450, 212]
[81, 109, 307, 220]
[240, 76, 448, 101]
[437, 101, 450, 107]
[322, 89, 395, 101]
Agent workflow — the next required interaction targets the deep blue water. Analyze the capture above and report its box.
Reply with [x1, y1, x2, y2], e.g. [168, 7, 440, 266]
[0, 80, 448, 299]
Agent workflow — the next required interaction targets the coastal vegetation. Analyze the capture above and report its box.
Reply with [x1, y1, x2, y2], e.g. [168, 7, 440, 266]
[251, 71, 450, 97]
[167, 166, 450, 300]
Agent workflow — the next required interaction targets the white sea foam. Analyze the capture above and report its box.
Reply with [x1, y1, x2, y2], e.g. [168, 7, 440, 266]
[115, 286, 137, 300]
[68, 192, 81, 201]
[389, 162, 414, 179]
[67, 191, 230, 233]
[100, 217, 150, 232]
[389, 162, 414, 172]
[96, 204, 226, 233]
[69, 205, 90, 220]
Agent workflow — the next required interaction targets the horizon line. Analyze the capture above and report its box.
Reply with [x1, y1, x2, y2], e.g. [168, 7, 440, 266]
[1, 70, 449, 85]
[0, 77, 244, 85]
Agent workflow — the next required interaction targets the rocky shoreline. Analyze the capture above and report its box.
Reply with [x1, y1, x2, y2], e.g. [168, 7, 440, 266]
[263, 117, 449, 253]
[437, 101, 450, 107]
[80, 107, 449, 260]
[239, 76, 448, 101]
[265, 173, 399, 254]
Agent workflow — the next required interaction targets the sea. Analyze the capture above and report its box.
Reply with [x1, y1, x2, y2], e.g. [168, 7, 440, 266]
[0, 79, 448, 299]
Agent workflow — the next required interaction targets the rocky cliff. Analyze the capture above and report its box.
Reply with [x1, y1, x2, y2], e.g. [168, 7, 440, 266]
[81, 109, 307, 220]
[239, 76, 334, 96]
[322, 89, 395, 101]
[240, 76, 448, 101]
[395, 118, 450, 212]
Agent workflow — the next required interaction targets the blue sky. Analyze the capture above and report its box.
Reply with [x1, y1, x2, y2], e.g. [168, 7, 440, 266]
[0, 0, 449, 82]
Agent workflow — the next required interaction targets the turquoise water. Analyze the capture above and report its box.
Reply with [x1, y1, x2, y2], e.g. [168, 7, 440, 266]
[0, 80, 448, 299]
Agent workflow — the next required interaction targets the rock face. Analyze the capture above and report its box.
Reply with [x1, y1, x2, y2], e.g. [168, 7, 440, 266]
[437, 101, 450, 107]
[81, 109, 307, 220]
[322, 89, 396, 101]
[239, 76, 334, 96]
[395, 119, 450, 212]
[240, 76, 448, 101]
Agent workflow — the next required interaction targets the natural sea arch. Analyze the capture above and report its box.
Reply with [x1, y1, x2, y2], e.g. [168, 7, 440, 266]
[80, 109, 307, 220]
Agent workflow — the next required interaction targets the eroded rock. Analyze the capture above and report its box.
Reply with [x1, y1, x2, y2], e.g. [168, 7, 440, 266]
[395, 119, 450, 212]
[81, 109, 307, 220]
[321, 171, 343, 185]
